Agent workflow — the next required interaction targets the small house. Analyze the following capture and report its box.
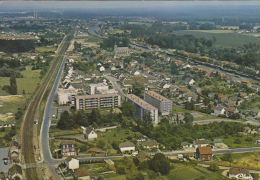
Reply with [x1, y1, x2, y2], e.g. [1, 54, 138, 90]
[61, 140, 76, 157]
[228, 168, 253, 180]
[74, 168, 90, 180]
[181, 141, 192, 149]
[193, 139, 209, 148]
[84, 126, 98, 140]
[8, 164, 23, 180]
[119, 142, 135, 153]
[135, 151, 152, 162]
[139, 140, 159, 149]
[244, 127, 251, 134]
[196, 147, 213, 161]
[65, 156, 79, 171]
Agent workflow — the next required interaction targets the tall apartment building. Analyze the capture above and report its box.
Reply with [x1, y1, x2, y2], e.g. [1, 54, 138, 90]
[75, 93, 121, 110]
[126, 94, 159, 125]
[144, 91, 172, 115]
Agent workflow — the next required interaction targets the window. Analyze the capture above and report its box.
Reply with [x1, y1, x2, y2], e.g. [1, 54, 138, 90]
[208, 155, 211, 159]
[202, 155, 205, 160]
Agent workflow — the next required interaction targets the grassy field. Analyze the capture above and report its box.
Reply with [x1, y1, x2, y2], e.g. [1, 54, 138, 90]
[221, 134, 260, 148]
[128, 22, 152, 27]
[174, 30, 260, 48]
[84, 34, 103, 43]
[35, 46, 56, 52]
[0, 66, 42, 96]
[188, 30, 234, 34]
[214, 151, 260, 169]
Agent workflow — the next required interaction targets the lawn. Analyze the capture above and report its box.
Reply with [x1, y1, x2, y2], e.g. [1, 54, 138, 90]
[36, 46, 56, 52]
[173, 30, 260, 48]
[84, 34, 103, 43]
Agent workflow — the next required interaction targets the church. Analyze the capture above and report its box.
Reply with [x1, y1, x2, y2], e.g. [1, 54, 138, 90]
[114, 44, 131, 58]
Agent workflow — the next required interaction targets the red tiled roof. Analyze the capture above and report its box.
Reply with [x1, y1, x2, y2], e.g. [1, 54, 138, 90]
[197, 147, 213, 155]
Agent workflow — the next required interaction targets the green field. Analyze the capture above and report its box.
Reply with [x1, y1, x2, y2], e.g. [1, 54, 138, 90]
[0, 66, 42, 96]
[36, 46, 56, 52]
[221, 135, 260, 148]
[174, 30, 260, 48]
[84, 34, 103, 43]
[128, 22, 152, 27]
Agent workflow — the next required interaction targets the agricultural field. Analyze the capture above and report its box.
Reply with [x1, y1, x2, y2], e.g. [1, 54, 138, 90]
[174, 30, 260, 48]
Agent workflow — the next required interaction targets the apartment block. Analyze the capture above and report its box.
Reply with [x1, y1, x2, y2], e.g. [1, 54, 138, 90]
[144, 91, 172, 115]
[126, 94, 159, 125]
[75, 93, 121, 110]
[87, 83, 109, 95]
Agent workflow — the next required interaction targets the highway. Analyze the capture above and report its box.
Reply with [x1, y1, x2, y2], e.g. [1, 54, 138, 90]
[21, 32, 73, 180]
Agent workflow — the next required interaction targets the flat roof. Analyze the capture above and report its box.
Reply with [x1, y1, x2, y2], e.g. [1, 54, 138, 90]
[145, 91, 171, 102]
[126, 94, 157, 111]
[75, 93, 120, 99]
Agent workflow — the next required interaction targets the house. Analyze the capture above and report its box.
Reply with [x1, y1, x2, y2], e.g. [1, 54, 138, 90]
[139, 140, 159, 149]
[213, 106, 225, 116]
[61, 141, 76, 157]
[255, 140, 260, 144]
[244, 127, 251, 134]
[119, 142, 135, 153]
[185, 78, 195, 86]
[196, 147, 213, 161]
[69, 58, 75, 63]
[181, 141, 192, 149]
[99, 66, 105, 72]
[193, 139, 209, 148]
[251, 107, 260, 118]
[226, 107, 239, 116]
[74, 168, 90, 180]
[135, 151, 152, 162]
[8, 164, 23, 180]
[65, 156, 79, 171]
[228, 168, 253, 180]
[84, 126, 97, 140]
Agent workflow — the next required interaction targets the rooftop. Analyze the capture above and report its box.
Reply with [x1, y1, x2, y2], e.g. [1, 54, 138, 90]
[197, 147, 213, 155]
[145, 91, 171, 102]
[126, 94, 157, 111]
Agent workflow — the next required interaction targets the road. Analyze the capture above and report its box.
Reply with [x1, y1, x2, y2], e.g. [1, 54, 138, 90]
[105, 75, 126, 99]
[21, 32, 73, 180]
[193, 119, 241, 125]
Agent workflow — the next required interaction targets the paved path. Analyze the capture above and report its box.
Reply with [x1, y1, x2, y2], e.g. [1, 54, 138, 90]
[105, 75, 126, 99]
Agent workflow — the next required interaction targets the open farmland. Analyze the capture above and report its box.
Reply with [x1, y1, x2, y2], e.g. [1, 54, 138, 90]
[174, 30, 260, 48]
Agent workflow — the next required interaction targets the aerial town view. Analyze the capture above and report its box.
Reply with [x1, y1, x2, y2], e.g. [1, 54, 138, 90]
[0, 1, 260, 180]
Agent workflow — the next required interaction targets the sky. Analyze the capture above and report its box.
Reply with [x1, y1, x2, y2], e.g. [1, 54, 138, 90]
[0, 1, 260, 10]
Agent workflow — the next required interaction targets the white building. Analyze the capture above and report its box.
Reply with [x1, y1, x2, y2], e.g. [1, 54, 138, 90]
[87, 83, 109, 95]
[84, 126, 98, 140]
[228, 168, 253, 180]
[65, 156, 79, 171]
[99, 66, 105, 72]
[119, 142, 135, 153]
[57, 88, 77, 105]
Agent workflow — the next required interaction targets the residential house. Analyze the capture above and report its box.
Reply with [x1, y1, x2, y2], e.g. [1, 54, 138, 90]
[251, 107, 260, 118]
[213, 106, 225, 116]
[8, 164, 23, 180]
[61, 141, 77, 157]
[84, 126, 98, 140]
[139, 140, 159, 149]
[226, 107, 239, 116]
[179, 87, 188, 97]
[196, 147, 213, 161]
[99, 66, 105, 72]
[193, 139, 209, 148]
[147, 76, 157, 83]
[65, 156, 79, 171]
[135, 151, 152, 162]
[244, 127, 251, 134]
[74, 168, 90, 180]
[185, 78, 195, 86]
[181, 141, 193, 149]
[119, 142, 135, 153]
[228, 168, 253, 180]
[160, 82, 171, 89]
[256, 140, 260, 144]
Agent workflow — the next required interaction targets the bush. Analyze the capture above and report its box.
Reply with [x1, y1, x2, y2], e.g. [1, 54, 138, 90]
[234, 137, 242, 144]
[208, 162, 219, 172]
[245, 137, 253, 142]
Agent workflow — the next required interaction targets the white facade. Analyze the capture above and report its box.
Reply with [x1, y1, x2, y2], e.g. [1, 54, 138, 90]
[100, 66, 105, 71]
[57, 88, 77, 105]
[88, 83, 109, 95]
[67, 158, 79, 170]
[120, 146, 135, 153]
[86, 130, 98, 140]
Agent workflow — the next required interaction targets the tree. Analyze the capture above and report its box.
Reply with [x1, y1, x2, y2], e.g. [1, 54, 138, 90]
[208, 162, 219, 172]
[57, 110, 74, 130]
[149, 153, 171, 175]
[184, 113, 194, 124]
[121, 101, 134, 117]
[132, 81, 145, 98]
[222, 153, 233, 166]
[9, 75, 17, 95]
